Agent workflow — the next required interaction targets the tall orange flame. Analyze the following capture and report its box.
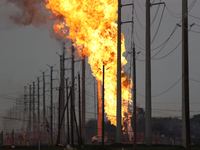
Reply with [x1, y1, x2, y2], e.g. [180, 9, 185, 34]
[45, 0, 132, 126]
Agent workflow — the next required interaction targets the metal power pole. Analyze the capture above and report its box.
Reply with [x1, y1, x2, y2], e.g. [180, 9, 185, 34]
[145, 0, 152, 146]
[58, 43, 66, 143]
[78, 72, 82, 138]
[23, 86, 27, 131]
[50, 66, 53, 141]
[182, 0, 190, 149]
[133, 44, 137, 150]
[66, 79, 70, 144]
[42, 72, 46, 139]
[58, 55, 63, 144]
[71, 43, 75, 145]
[82, 56, 85, 139]
[37, 77, 40, 142]
[60, 43, 66, 143]
[28, 85, 32, 138]
[33, 82, 36, 138]
[117, 0, 122, 143]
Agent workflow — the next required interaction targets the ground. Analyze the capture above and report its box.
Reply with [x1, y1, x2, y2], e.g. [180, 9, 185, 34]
[1, 145, 200, 150]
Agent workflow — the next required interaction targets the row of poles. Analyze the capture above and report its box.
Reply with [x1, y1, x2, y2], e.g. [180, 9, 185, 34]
[25, 41, 86, 146]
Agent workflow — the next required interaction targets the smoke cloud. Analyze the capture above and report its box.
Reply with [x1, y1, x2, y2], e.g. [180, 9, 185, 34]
[1, 0, 67, 41]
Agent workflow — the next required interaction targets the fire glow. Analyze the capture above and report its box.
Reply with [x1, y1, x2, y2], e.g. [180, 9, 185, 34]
[45, 0, 132, 126]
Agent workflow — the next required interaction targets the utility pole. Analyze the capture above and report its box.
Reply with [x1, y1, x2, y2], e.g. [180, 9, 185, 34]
[24, 86, 27, 132]
[47, 64, 57, 143]
[42, 71, 46, 140]
[182, 0, 190, 149]
[66, 79, 70, 144]
[28, 85, 32, 139]
[54, 103, 56, 137]
[102, 64, 105, 146]
[78, 72, 82, 138]
[50, 66, 53, 142]
[37, 77, 40, 142]
[58, 55, 62, 144]
[61, 43, 66, 143]
[82, 56, 85, 139]
[117, 0, 122, 143]
[70, 83, 74, 145]
[58, 86, 61, 144]
[58, 42, 66, 143]
[71, 42, 75, 145]
[33, 82, 36, 140]
[133, 44, 137, 150]
[145, 0, 152, 146]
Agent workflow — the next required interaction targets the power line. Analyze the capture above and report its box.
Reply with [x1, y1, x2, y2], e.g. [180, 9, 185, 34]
[136, 76, 182, 98]
[151, 4, 165, 44]
[150, 0, 161, 27]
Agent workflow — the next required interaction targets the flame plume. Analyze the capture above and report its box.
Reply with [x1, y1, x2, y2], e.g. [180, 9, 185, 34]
[45, 0, 132, 126]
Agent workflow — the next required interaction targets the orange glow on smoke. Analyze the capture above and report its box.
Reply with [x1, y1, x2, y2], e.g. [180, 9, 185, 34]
[45, 0, 132, 126]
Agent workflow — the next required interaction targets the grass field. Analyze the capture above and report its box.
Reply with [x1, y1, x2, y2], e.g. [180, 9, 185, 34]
[1, 145, 200, 150]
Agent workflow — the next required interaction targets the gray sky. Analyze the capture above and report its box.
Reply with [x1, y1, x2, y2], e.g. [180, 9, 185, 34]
[0, 0, 200, 130]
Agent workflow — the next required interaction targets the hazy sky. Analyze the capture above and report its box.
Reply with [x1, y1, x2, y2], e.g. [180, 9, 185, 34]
[0, 0, 200, 130]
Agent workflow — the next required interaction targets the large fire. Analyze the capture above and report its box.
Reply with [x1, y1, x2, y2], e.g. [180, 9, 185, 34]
[45, 0, 132, 126]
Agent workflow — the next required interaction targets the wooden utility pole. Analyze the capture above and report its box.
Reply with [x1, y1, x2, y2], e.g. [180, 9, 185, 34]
[61, 43, 66, 143]
[50, 66, 53, 141]
[33, 82, 36, 139]
[57, 87, 61, 144]
[23, 86, 27, 131]
[66, 79, 70, 144]
[71, 42, 75, 145]
[133, 44, 137, 150]
[78, 72, 82, 138]
[58, 43, 66, 144]
[145, 0, 152, 146]
[117, 0, 122, 143]
[42, 72, 46, 139]
[28, 85, 32, 139]
[82, 56, 85, 139]
[37, 77, 40, 142]
[182, 0, 190, 149]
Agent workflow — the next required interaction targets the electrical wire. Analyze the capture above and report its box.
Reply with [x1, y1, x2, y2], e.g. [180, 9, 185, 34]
[138, 24, 194, 61]
[85, 77, 94, 86]
[189, 78, 200, 83]
[188, 14, 200, 20]
[165, 5, 181, 18]
[150, 0, 161, 27]
[189, 29, 200, 34]
[136, 0, 145, 13]
[134, 26, 145, 48]
[188, 0, 197, 12]
[136, 76, 182, 98]
[134, 7, 145, 30]
[151, 4, 165, 44]
[152, 40, 181, 60]
[134, 22, 180, 52]
[165, 0, 197, 18]
[151, 23, 179, 51]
